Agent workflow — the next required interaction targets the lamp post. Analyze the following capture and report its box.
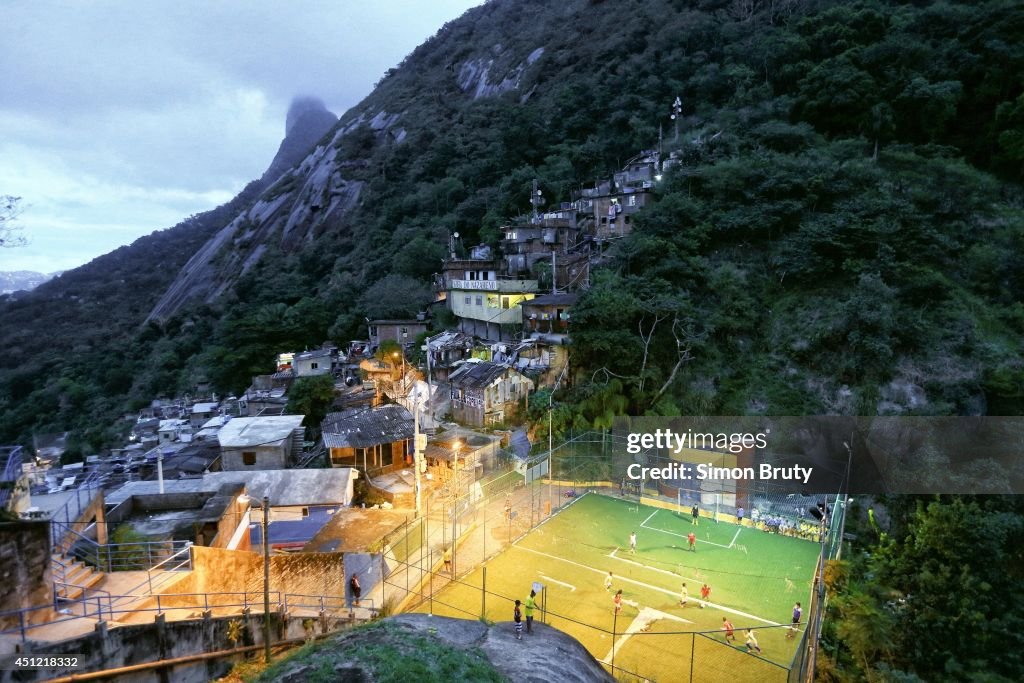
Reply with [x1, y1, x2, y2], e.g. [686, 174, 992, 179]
[242, 494, 272, 664]
[451, 440, 462, 577]
[392, 351, 407, 403]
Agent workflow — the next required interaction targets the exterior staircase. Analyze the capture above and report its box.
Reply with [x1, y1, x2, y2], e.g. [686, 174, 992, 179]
[52, 551, 104, 601]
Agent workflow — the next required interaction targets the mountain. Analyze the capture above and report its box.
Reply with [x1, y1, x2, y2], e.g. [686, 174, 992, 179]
[0, 96, 336, 448]
[0, 270, 60, 294]
[1, 0, 1023, 449]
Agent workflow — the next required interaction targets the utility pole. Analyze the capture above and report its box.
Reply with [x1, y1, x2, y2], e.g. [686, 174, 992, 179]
[531, 180, 543, 223]
[261, 496, 271, 664]
[671, 96, 682, 141]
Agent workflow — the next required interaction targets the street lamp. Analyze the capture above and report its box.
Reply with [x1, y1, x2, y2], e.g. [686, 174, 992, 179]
[450, 440, 462, 576]
[392, 351, 406, 399]
[240, 494, 271, 664]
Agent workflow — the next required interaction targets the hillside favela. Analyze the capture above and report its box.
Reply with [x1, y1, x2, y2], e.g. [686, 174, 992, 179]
[2, 1, 1023, 682]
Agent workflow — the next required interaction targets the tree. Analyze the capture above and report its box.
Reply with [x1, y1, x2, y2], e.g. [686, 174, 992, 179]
[358, 274, 432, 319]
[286, 375, 337, 431]
[0, 196, 26, 248]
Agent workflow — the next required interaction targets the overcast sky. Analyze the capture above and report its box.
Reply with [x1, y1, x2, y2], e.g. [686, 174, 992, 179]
[0, 1, 482, 274]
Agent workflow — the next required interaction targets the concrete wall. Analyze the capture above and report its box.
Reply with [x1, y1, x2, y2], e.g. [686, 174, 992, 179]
[3, 610, 352, 683]
[0, 521, 52, 629]
[131, 546, 345, 617]
[222, 445, 287, 471]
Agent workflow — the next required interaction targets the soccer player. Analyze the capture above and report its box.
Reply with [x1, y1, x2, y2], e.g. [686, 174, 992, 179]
[613, 589, 623, 615]
[629, 531, 637, 554]
[700, 583, 711, 608]
[604, 571, 613, 591]
[737, 506, 745, 526]
[687, 531, 696, 551]
[722, 617, 736, 643]
[787, 602, 802, 638]
[513, 600, 523, 640]
[691, 503, 700, 526]
[745, 629, 762, 654]
[679, 582, 688, 607]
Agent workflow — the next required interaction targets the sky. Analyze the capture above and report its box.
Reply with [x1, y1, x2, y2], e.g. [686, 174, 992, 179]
[0, 1, 483, 274]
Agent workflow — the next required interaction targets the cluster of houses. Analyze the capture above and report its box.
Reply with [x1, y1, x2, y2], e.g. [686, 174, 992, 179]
[0, 151, 667, 627]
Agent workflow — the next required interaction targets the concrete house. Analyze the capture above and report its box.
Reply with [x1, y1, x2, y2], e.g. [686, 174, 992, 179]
[217, 415, 305, 471]
[190, 402, 219, 429]
[522, 292, 577, 338]
[449, 361, 534, 427]
[292, 348, 334, 377]
[368, 319, 429, 349]
[321, 405, 414, 474]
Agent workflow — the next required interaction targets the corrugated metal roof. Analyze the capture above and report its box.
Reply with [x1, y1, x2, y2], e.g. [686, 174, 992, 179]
[321, 405, 414, 449]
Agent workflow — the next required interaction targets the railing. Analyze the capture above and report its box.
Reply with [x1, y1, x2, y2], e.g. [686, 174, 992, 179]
[48, 470, 103, 546]
[0, 589, 375, 644]
[0, 445, 24, 509]
[52, 520, 192, 573]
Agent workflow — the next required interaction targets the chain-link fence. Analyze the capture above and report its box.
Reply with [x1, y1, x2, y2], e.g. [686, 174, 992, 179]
[378, 430, 842, 682]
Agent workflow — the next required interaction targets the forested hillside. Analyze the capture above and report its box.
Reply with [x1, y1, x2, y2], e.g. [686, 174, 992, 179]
[1, 0, 1022, 444]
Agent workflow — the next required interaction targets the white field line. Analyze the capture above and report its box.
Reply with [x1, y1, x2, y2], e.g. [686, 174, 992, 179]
[728, 527, 742, 548]
[513, 545, 779, 625]
[640, 510, 658, 526]
[539, 574, 576, 591]
[601, 606, 694, 664]
[640, 512, 733, 549]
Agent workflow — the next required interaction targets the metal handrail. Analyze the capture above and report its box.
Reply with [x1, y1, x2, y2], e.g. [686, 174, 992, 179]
[0, 588, 372, 644]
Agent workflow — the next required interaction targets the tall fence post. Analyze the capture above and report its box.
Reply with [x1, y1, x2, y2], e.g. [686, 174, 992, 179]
[689, 632, 696, 683]
[481, 565, 487, 620]
[428, 549, 433, 615]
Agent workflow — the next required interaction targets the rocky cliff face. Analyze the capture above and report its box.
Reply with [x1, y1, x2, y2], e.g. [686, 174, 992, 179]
[146, 97, 340, 321]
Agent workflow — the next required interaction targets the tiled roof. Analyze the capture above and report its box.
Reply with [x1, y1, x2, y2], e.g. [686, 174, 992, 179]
[321, 405, 414, 449]
[449, 361, 514, 389]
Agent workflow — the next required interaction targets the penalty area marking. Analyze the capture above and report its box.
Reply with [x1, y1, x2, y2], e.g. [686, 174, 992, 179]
[600, 607, 694, 665]
[728, 527, 742, 548]
[539, 574, 576, 591]
[641, 510, 733, 549]
[512, 544, 779, 625]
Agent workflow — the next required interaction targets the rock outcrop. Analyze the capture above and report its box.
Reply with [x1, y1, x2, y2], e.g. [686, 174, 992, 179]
[261, 614, 614, 683]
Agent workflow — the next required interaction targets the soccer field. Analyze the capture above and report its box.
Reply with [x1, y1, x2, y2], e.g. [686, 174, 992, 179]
[416, 493, 821, 682]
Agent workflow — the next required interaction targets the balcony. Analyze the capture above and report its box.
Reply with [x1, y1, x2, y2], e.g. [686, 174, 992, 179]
[449, 279, 538, 293]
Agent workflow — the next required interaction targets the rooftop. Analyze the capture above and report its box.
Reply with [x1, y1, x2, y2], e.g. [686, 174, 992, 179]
[321, 405, 414, 449]
[217, 415, 304, 448]
[525, 292, 578, 307]
[106, 468, 354, 508]
[191, 402, 219, 413]
[303, 507, 408, 553]
[449, 361, 518, 389]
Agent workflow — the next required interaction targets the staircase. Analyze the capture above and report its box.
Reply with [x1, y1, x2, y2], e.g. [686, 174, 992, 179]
[52, 551, 104, 601]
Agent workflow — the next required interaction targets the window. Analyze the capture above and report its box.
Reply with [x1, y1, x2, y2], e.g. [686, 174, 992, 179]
[301, 507, 309, 518]
[475, 296, 483, 306]
[242, 451, 256, 466]
[628, 195, 637, 207]
[311, 362, 319, 369]
[464, 295, 471, 305]
[401, 327, 408, 337]
[468, 271, 477, 280]
[369, 325, 378, 337]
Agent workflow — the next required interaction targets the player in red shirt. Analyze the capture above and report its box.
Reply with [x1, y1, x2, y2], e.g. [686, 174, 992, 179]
[700, 583, 711, 608]
[687, 531, 696, 551]
[722, 617, 736, 643]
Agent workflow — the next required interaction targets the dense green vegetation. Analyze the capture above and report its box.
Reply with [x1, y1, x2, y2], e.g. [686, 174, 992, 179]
[821, 496, 1024, 682]
[1, 4, 1022, 676]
